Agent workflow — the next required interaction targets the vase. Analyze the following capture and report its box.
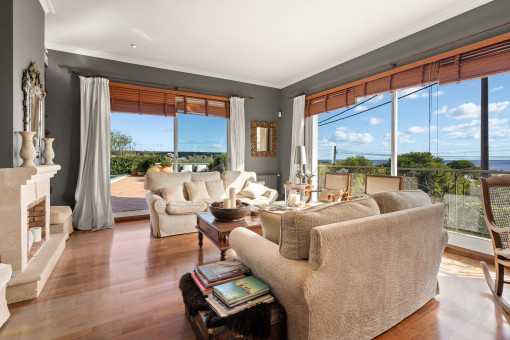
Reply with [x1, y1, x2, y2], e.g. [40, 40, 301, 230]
[307, 179, 312, 185]
[18, 131, 36, 168]
[42, 138, 55, 165]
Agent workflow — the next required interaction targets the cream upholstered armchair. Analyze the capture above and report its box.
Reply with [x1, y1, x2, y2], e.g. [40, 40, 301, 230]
[308, 173, 350, 202]
[365, 174, 403, 195]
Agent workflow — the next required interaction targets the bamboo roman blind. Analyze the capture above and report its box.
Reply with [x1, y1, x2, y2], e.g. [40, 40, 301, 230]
[305, 33, 510, 117]
[109, 82, 230, 118]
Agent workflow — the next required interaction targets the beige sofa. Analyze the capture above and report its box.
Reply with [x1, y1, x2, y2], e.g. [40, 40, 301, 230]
[0, 263, 12, 328]
[229, 190, 448, 339]
[145, 171, 278, 237]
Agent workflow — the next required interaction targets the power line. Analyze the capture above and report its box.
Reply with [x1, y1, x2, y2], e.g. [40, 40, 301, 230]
[318, 95, 377, 124]
[318, 83, 437, 127]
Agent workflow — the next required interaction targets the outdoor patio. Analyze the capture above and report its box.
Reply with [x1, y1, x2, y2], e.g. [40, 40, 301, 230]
[110, 176, 148, 213]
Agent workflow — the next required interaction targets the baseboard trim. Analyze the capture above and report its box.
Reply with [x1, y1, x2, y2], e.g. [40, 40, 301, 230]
[114, 215, 149, 223]
[445, 244, 494, 263]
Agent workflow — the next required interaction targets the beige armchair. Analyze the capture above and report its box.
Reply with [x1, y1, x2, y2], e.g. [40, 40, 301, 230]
[230, 192, 447, 339]
[365, 174, 403, 195]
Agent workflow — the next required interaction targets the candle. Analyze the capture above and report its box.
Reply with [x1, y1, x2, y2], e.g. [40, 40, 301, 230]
[229, 187, 236, 208]
[223, 198, 231, 209]
[32, 227, 42, 242]
[289, 193, 300, 205]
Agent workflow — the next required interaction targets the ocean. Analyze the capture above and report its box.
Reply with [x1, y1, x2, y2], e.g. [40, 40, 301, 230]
[319, 159, 510, 171]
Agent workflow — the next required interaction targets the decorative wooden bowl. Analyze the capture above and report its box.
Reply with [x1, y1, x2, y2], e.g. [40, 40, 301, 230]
[209, 202, 251, 222]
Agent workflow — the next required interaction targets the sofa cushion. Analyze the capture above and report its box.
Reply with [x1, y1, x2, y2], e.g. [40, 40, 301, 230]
[160, 185, 186, 202]
[279, 197, 380, 260]
[166, 201, 207, 215]
[145, 172, 192, 196]
[222, 171, 257, 194]
[260, 210, 282, 244]
[239, 182, 268, 199]
[205, 180, 225, 199]
[185, 181, 210, 201]
[370, 190, 431, 214]
[191, 171, 221, 182]
[237, 195, 271, 206]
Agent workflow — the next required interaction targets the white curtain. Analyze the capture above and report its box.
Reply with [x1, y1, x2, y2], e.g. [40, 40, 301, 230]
[289, 95, 305, 182]
[305, 115, 318, 189]
[229, 97, 245, 171]
[73, 77, 114, 231]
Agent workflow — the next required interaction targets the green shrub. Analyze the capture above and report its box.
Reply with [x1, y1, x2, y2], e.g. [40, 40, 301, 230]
[110, 154, 139, 175]
[139, 154, 170, 171]
[208, 153, 227, 169]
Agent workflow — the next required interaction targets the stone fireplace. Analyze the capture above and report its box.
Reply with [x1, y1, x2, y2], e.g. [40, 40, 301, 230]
[0, 165, 66, 303]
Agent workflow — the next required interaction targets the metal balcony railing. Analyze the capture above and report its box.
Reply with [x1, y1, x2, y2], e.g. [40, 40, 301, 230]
[317, 164, 510, 239]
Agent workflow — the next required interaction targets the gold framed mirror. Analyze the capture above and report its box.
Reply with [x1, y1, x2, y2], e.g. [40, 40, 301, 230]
[251, 121, 277, 157]
[23, 62, 46, 157]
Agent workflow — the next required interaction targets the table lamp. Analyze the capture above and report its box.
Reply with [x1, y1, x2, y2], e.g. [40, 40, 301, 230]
[295, 145, 307, 184]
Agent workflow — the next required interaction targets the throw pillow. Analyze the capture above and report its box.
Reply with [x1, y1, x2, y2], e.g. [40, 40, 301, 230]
[279, 197, 380, 260]
[370, 190, 431, 214]
[243, 180, 265, 189]
[184, 181, 210, 201]
[160, 185, 186, 202]
[318, 188, 344, 202]
[205, 180, 225, 199]
[239, 182, 268, 199]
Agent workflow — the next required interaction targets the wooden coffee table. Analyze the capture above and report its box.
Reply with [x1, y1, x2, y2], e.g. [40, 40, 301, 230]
[196, 212, 262, 261]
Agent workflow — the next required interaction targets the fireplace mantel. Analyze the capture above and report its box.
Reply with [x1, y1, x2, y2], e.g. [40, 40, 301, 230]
[0, 164, 66, 303]
[0, 165, 61, 187]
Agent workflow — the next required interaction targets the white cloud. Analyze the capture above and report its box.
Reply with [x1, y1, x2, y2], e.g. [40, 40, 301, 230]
[491, 86, 504, 93]
[318, 138, 336, 148]
[212, 143, 222, 148]
[367, 117, 383, 125]
[441, 118, 510, 140]
[179, 139, 195, 143]
[434, 105, 448, 115]
[444, 101, 510, 119]
[383, 132, 415, 144]
[406, 125, 437, 134]
[399, 86, 444, 99]
[354, 105, 368, 112]
[381, 141, 389, 147]
[334, 127, 374, 144]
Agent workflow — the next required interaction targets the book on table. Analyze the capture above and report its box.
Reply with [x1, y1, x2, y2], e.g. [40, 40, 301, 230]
[194, 268, 246, 289]
[196, 259, 250, 283]
[213, 275, 270, 308]
[191, 271, 213, 295]
[206, 293, 274, 317]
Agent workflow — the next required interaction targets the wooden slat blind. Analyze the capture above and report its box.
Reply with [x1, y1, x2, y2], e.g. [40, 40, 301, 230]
[109, 82, 230, 118]
[305, 33, 510, 117]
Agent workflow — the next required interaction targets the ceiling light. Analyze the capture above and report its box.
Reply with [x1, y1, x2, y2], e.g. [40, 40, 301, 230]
[130, 44, 137, 49]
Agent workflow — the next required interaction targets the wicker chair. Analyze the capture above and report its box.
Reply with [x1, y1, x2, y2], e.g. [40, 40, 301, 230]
[307, 173, 350, 203]
[480, 175, 510, 313]
[365, 175, 403, 195]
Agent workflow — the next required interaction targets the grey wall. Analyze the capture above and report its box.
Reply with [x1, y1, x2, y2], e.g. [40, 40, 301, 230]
[46, 50, 281, 206]
[0, 0, 44, 168]
[278, 0, 510, 187]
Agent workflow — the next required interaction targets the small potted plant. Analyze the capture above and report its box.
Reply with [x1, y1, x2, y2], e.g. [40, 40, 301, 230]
[305, 170, 315, 185]
[160, 159, 173, 172]
[130, 165, 138, 176]
[136, 163, 146, 176]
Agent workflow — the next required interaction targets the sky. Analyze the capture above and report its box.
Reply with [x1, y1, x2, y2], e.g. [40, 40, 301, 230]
[317, 72, 510, 162]
[111, 112, 227, 153]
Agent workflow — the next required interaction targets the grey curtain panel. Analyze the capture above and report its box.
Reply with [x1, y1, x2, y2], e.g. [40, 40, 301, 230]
[73, 77, 114, 231]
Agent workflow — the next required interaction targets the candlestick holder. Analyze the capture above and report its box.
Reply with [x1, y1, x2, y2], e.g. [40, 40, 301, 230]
[285, 184, 305, 208]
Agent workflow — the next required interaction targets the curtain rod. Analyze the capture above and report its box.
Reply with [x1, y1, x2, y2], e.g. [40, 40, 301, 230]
[288, 21, 510, 100]
[67, 70, 255, 99]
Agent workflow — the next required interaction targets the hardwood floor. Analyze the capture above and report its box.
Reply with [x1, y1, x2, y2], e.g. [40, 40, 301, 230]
[1, 218, 510, 339]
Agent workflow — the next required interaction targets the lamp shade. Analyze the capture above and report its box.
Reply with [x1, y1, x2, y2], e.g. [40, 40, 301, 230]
[294, 145, 307, 165]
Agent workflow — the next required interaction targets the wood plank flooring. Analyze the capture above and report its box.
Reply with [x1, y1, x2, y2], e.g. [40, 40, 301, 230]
[1, 218, 510, 339]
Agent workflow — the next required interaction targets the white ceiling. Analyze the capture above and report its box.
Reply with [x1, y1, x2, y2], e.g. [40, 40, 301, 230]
[44, 0, 492, 88]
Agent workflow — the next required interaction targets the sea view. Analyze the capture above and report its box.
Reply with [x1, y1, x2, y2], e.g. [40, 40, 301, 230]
[319, 159, 510, 171]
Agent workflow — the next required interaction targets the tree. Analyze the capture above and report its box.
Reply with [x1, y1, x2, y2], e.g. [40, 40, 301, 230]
[336, 155, 373, 167]
[209, 153, 227, 169]
[447, 160, 476, 169]
[111, 130, 134, 156]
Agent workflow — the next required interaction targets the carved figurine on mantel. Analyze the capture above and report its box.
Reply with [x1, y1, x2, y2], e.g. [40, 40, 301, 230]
[22, 62, 46, 158]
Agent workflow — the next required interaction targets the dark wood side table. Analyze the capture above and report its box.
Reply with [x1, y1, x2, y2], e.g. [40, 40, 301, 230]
[196, 212, 262, 261]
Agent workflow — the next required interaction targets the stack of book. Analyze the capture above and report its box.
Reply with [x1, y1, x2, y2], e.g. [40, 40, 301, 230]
[191, 259, 251, 295]
[207, 275, 274, 317]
